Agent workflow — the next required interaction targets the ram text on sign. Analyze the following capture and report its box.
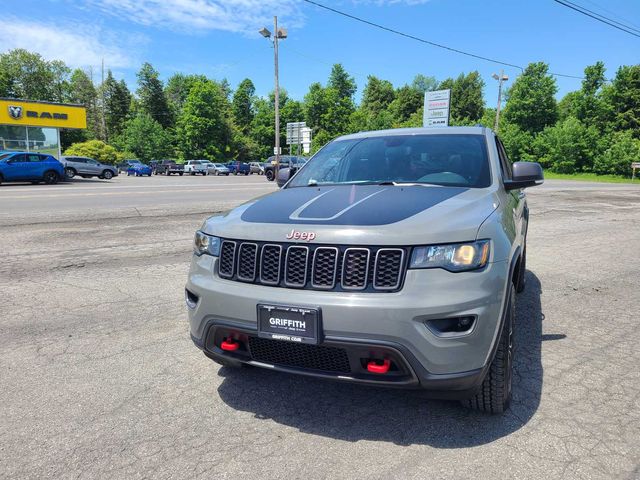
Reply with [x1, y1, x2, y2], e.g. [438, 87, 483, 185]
[0, 99, 87, 129]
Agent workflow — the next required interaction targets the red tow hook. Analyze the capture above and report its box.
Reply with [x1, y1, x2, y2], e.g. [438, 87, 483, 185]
[367, 359, 391, 374]
[220, 337, 240, 351]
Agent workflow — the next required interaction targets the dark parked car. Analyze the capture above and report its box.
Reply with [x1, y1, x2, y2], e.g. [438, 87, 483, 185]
[0, 151, 65, 185]
[155, 161, 184, 176]
[226, 161, 250, 175]
[264, 155, 307, 181]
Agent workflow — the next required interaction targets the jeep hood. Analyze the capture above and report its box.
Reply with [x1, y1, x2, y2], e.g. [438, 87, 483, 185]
[202, 184, 499, 246]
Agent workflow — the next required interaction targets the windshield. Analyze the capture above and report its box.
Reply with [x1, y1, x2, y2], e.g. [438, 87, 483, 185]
[287, 134, 491, 188]
[0, 153, 10, 161]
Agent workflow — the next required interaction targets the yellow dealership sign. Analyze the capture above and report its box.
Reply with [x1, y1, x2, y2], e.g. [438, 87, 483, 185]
[0, 99, 87, 129]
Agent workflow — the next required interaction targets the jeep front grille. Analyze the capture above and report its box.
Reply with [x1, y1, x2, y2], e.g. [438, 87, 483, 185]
[218, 240, 407, 292]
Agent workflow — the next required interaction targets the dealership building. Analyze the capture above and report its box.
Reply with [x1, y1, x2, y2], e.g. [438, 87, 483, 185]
[0, 98, 87, 158]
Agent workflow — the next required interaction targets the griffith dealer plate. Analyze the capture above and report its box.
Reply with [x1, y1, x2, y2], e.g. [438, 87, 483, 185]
[257, 304, 321, 344]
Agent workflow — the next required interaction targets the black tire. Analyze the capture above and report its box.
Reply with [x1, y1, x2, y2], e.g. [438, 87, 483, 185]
[190, 171, 195, 176]
[0, 174, 3, 185]
[31, 181, 40, 185]
[463, 284, 515, 414]
[265, 170, 274, 181]
[516, 247, 526, 294]
[43, 171, 59, 185]
[179, 172, 183, 176]
[65, 167, 76, 179]
[102, 170, 113, 180]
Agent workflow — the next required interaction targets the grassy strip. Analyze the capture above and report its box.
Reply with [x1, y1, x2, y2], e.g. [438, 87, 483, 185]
[543, 172, 639, 184]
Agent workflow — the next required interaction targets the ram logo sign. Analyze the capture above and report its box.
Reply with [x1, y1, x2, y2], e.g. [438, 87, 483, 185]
[8, 105, 22, 120]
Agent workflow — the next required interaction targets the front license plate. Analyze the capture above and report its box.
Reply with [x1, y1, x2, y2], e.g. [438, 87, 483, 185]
[257, 304, 320, 345]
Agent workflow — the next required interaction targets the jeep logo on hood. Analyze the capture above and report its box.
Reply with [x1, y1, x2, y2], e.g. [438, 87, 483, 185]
[286, 229, 316, 242]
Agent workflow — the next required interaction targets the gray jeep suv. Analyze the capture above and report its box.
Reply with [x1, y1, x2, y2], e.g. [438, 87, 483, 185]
[186, 127, 543, 413]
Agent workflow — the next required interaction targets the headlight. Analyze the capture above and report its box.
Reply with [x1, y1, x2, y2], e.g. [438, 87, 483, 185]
[409, 240, 490, 272]
[193, 231, 221, 256]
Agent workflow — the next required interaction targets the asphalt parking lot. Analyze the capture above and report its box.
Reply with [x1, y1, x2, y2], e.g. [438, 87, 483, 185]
[1, 176, 639, 479]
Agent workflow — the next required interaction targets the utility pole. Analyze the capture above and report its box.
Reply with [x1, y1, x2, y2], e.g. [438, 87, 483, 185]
[259, 18, 287, 180]
[273, 16, 280, 178]
[492, 70, 509, 133]
[101, 58, 107, 142]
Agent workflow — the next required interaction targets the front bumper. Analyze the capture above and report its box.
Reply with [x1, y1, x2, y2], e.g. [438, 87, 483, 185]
[186, 254, 510, 397]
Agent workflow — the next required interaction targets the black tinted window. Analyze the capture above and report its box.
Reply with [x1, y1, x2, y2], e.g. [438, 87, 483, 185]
[289, 134, 491, 188]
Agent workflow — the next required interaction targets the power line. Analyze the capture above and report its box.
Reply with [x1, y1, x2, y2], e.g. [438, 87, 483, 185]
[302, 0, 596, 82]
[301, 0, 523, 71]
[553, 0, 640, 38]
[581, 0, 640, 31]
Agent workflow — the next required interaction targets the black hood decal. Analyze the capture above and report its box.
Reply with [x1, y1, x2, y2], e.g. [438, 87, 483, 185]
[241, 185, 468, 225]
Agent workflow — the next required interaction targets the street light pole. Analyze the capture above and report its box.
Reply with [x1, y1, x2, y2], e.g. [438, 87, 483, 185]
[273, 16, 281, 178]
[492, 70, 509, 133]
[259, 18, 287, 181]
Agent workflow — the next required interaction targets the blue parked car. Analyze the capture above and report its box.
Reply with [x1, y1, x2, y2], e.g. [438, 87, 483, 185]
[0, 151, 65, 185]
[127, 163, 153, 176]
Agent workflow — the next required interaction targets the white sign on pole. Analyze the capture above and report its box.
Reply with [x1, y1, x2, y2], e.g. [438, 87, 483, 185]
[423, 89, 451, 127]
[301, 127, 312, 154]
[286, 121, 306, 145]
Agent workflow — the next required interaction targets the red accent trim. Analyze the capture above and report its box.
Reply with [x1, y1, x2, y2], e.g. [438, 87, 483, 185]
[221, 338, 240, 351]
[367, 359, 391, 374]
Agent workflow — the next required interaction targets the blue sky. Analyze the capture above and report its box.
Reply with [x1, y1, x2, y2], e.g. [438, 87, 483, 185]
[2, 0, 639, 107]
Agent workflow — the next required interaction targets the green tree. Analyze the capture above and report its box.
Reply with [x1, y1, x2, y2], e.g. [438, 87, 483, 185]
[411, 74, 438, 94]
[112, 113, 171, 162]
[361, 75, 395, 117]
[0, 49, 55, 101]
[503, 62, 558, 134]
[136, 62, 172, 128]
[532, 116, 602, 173]
[594, 130, 640, 176]
[327, 63, 357, 101]
[165, 73, 208, 115]
[102, 71, 131, 140]
[389, 84, 423, 124]
[176, 80, 230, 160]
[63, 139, 121, 164]
[439, 71, 485, 124]
[60, 68, 101, 149]
[232, 78, 256, 134]
[609, 65, 640, 136]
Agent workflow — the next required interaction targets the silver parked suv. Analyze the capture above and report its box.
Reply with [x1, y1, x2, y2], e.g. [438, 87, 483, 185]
[61, 156, 118, 180]
[186, 127, 543, 413]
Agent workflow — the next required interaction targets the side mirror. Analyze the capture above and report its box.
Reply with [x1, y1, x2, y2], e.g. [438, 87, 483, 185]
[504, 162, 544, 190]
[276, 167, 292, 188]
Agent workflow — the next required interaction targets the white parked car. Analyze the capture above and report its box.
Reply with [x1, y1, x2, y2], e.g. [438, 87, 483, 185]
[184, 160, 209, 176]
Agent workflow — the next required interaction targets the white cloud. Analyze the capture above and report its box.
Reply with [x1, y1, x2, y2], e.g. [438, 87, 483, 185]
[87, 0, 306, 34]
[0, 17, 137, 68]
[85, 0, 429, 35]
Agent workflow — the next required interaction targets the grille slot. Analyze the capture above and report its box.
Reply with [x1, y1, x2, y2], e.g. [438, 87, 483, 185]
[285, 246, 309, 287]
[218, 241, 236, 278]
[237, 243, 258, 281]
[374, 249, 405, 290]
[216, 240, 405, 292]
[312, 247, 339, 289]
[341, 248, 370, 290]
[260, 244, 282, 285]
[248, 337, 351, 373]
